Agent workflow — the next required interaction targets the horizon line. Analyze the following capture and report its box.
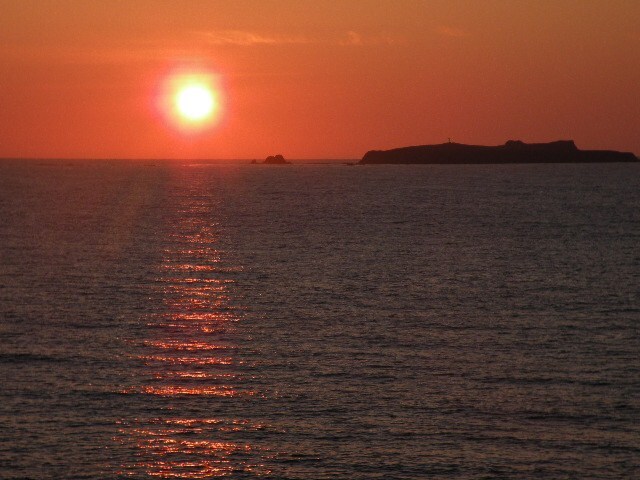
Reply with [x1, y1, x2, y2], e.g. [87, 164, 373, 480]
[0, 157, 360, 162]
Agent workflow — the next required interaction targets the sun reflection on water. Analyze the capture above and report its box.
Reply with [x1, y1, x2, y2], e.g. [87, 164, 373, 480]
[116, 173, 268, 477]
[142, 340, 229, 351]
[119, 417, 267, 478]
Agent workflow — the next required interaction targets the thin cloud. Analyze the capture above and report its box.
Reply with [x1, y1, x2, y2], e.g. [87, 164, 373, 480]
[0, 43, 201, 66]
[196, 30, 399, 47]
[434, 26, 470, 38]
[339, 31, 399, 46]
[195, 30, 310, 46]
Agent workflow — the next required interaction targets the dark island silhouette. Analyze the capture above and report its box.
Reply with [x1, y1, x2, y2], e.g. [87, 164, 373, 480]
[262, 154, 290, 164]
[359, 140, 638, 165]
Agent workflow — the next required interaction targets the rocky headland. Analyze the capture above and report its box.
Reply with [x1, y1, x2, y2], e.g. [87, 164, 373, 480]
[359, 140, 638, 165]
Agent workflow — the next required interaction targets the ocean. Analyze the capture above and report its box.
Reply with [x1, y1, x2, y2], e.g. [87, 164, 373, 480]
[1, 160, 639, 478]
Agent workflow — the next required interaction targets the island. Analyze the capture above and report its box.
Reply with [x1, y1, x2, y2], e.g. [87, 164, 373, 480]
[263, 154, 290, 165]
[359, 140, 638, 165]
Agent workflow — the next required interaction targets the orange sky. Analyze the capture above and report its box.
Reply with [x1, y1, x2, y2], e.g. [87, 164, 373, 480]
[1, 0, 638, 159]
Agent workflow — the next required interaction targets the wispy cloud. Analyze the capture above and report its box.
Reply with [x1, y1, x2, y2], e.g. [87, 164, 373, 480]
[0, 29, 401, 67]
[434, 26, 470, 38]
[0, 43, 200, 66]
[195, 30, 400, 47]
[195, 30, 310, 46]
[339, 31, 399, 46]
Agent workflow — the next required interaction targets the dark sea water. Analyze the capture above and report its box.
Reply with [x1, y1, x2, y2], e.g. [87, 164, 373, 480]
[1, 160, 639, 479]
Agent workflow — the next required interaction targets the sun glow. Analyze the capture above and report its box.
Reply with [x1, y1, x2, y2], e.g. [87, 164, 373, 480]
[176, 85, 215, 122]
[158, 69, 224, 131]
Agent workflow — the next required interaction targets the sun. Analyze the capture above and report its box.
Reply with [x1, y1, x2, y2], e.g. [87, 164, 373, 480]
[175, 84, 215, 122]
[157, 69, 224, 132]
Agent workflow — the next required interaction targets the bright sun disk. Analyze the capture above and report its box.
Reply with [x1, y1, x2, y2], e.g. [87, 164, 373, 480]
[176, 84, 215, 122]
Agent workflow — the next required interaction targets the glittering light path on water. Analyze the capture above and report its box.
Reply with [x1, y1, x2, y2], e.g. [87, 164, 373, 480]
[115, 169, 269, 478]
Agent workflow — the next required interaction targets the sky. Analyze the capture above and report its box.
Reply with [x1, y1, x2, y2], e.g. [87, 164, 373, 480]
[1, 0, 638, 159]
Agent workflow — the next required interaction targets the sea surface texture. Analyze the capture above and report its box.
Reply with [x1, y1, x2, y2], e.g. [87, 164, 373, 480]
[1, 161, 639, 479]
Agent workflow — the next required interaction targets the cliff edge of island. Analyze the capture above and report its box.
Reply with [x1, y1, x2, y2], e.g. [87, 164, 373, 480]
[360, 140, 638, 165]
